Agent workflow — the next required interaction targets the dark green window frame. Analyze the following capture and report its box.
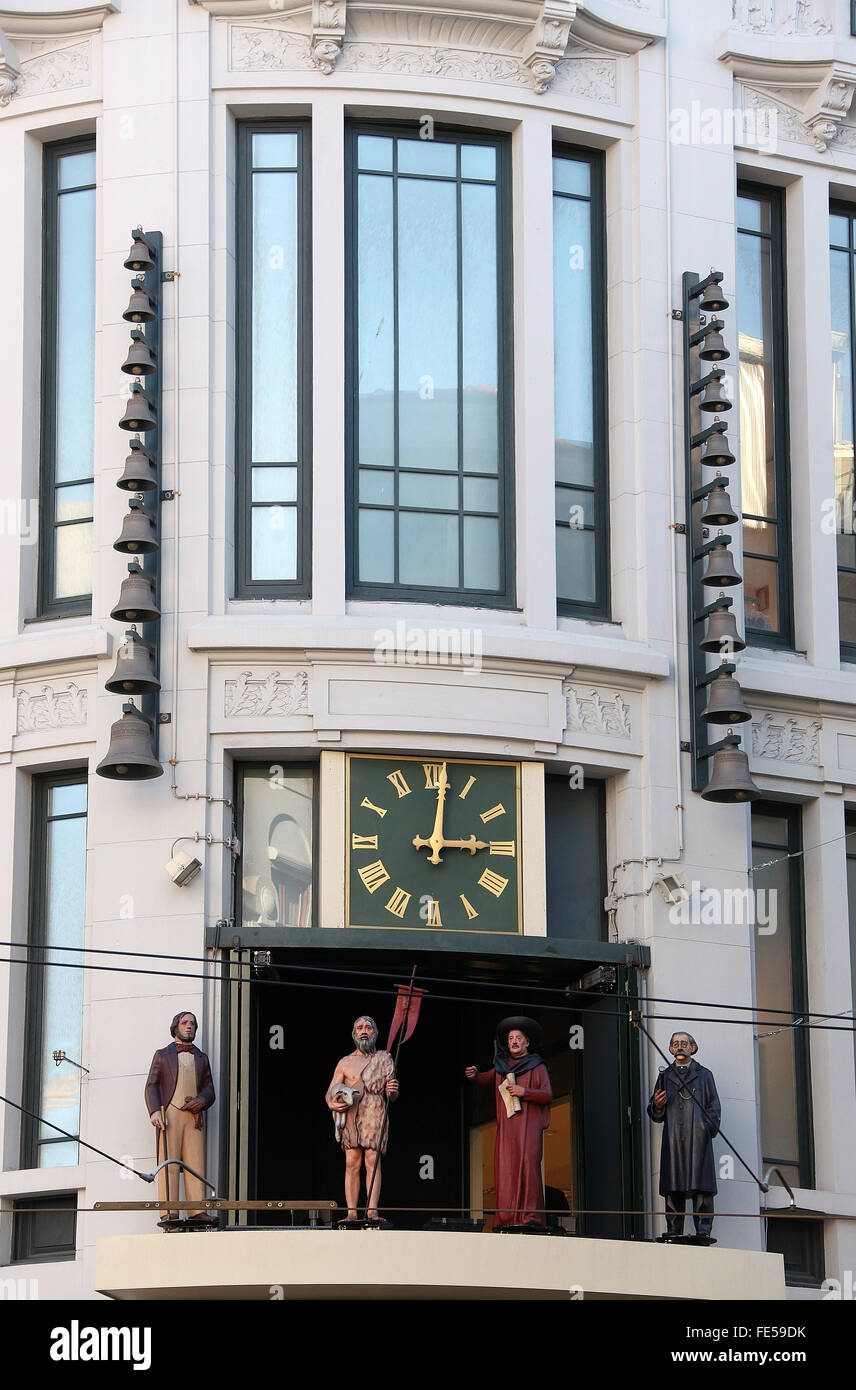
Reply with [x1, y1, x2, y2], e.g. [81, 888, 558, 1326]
[553, 144, 609, 620]
[235, 121, 312, 598]
[345, 121, 516, 608]
[21, 770, 88, 1170]
[736, 183, 794, 649]
[11, 1193, 77, 1263]
[751, 802, 814, 1193]
[38, 137, 95, 618]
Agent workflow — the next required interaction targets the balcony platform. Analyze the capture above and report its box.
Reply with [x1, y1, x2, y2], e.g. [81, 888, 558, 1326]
[95, 1229, 786, 1301]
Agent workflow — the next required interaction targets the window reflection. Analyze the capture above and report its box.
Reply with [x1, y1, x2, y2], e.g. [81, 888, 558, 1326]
[241, 768, 314, 928]
[830, 215, 856, 650]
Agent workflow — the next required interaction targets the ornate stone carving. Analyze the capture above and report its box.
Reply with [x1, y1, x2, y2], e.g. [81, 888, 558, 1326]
[740, 83, 812, 145]
[751, 711, 821, 763]
[522, 0, 576, 94]
[311, 0, 346, 75]
[11, 40, 90, 101]
[553, 48, 617, 101]
[564, 684, 632, 738]
[0, 29, 21, 105]
[224, 670, 309, 718]
[731, 0, 832, 34]
[803, 67, 856, 151]
[231, 25, 314, 71]
[16, 682, 88, 732]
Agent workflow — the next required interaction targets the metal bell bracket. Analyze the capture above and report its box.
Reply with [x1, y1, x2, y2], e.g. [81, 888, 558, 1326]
[689, 366, 726, 397]
[687, 318, 725, 348]
[687, 269, 725, 301]
[693, 535, 733, 562]
[695, 662, 736, 689]
[693, 594, 734, 624]
[690, 419, 728, 448]
[121, 699, 153, 726]
[692, 476, 733, 505]
[126, 382, 155, 408]
[702, 731, 742, 758]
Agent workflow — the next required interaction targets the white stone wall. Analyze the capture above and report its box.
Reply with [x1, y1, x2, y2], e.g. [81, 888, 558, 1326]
[0, 0, 853, 1299]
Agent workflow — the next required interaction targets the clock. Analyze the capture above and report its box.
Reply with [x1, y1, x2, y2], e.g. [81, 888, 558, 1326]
[345, 754, 522, 933]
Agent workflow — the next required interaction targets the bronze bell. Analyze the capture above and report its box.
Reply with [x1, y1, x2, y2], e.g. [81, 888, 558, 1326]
[699, 280, 729, 313]
[701, 670, 752, 724]
[96, 703, 163, 780]
[119, 383, 156, 432]
[117, 439, 158, 492]
[105, 631, 161, 695]
[702, 539, 742, 587]
[700, 423, 735, 468]
[699, 373, 732, 413]
[702, 743, 761, 803]
[111, 563, 160, 624]
[701, 479, 738, 527]
[699, 321, 729, 361]
[124, 230, 155, 273]
[114, 498, 158, 554]
[123, 278, 157, 323]
[121, 330, 157, 376]
[701, 603, 746, 653]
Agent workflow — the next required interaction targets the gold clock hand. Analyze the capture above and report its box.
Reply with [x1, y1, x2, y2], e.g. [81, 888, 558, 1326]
[412, 761, 449, 865]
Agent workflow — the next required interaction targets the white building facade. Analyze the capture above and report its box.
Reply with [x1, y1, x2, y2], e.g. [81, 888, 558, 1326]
[0, 0, 854, 1301]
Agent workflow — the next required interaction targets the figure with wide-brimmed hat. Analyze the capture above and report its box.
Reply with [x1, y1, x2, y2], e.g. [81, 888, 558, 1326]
[465, 1016, 552, 1231]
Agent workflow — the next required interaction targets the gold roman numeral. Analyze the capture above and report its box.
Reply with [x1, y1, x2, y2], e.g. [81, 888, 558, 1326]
[352, 834, 378, 851]
[360, 797, 387, 818]
[385, 887, 411, 919]
[386, 769, 412, 799]
[426, 899, 442, 927]
[459, 894, 479, 920]
[358, 860, 391, 894]
[489, 841, 515, 857]
[458, 776, 476, 800]
[423, 763, 445, 789]
[480, 803, 506, 823]
[478, 868, 509, 898]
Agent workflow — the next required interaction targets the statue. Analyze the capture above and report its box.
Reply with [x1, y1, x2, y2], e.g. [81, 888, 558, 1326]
[647, 1030, 721, 1241]
[465, 1016, 553, 1231]
[325, 1015, 399, 1223]
[144, 1011, 217, 1224]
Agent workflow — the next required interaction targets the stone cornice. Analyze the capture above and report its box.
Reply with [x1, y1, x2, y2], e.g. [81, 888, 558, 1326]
[718, 31, 856, 151]
[0, 2, 119, 38]
[571, 0, 665, 56]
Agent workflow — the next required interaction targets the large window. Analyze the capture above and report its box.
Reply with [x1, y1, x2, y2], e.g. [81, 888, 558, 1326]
[22, 774, 87, 1169]
[553, 148, 608, 617]
[236, 123, 311, 596]
[830, 205, 856, 658]
[239, 765, 315, 928]
[751, 804, 813, 1193]
[38, 139, 96, 615]
[347, 124, 514, 604]
[737, 185, 792, 647]
[845, 809, 856, 1079]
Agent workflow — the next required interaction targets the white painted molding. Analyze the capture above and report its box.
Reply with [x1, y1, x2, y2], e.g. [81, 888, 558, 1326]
[571, 0, 665, 54]
[0, 2, 118, 39]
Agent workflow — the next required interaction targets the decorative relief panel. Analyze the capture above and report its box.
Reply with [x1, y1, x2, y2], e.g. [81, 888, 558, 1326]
[16, 681, 88, 732]
[731, 0, 832, 35]
[224, 669, 309, 718]
[564, 683, 632, 738]
[751, 711, 821, 763]
[9, 38, 91, 102]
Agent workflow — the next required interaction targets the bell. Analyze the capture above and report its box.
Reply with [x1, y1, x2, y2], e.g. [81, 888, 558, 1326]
[699, 322, 729, 361]
[111, 563, 160, 624]
[121, 330, 157, 376]
[701, 671, 752, 724]
[699, 374, 732, 413]
[699, 279, 729, 313]
[105, 632, 161, 695]
[114, 499, 158, 554]
[701, 479, 738, 527]
[96, 703, 163, 780]
[701, 744, 761, 803]
[117, 439, 158, 492]
[702, 540, 741, 586]
[123, 278, 157, 323]
[700, 604, 746, 653]
[119, 383, 156, 432]
[124, 230, 155, 273]
[700, 423, 735, 468]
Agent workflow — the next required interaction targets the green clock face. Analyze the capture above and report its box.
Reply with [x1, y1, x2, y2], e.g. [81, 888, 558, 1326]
[346, 754, 522, 933]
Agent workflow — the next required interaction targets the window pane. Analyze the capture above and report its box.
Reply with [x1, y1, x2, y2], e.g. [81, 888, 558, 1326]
[552, 156, 589, 197]
[463, 515, 499, 590]
[463, 476, 498, 512]
[397, 139, 457, 176]
[743, 517, 777, 556]
[359, 469, 393, 505]
[357, 135, 392, 172]
[252, 505, 297, 581]
[398, 177, 459, 471]
[55, 188, 96, 486]
[358, 175, 395, 468]
[50, 783, 87, 816]
[252, 170, 298, 463]
[743, 553, 780, 634]
[462, 183, 498, 475]
[241, 768, 314, 928]
[252, 466, 297, 503]
[57, 150, 95, 190]
[399, 472, 458, 509]
[54, 522, 92, 600]
[557, 523, 595, 603]
[830, 213, 850, 247]
[556, 485, 594, 528]
[55, 482, 93, 522]
[359, 509, 394, 583]
[461, 145, 496, 181]
[753, 822, 800, 1171]
[554, 194, 593, 478]
[399, 511, 459, 588]
[252, 132, 297, 169]
[841, 595, 856, 646]
[738, 234, 775, 516]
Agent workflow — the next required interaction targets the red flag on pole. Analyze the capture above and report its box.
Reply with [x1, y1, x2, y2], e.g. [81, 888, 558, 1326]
[386, 984, 425, 1052]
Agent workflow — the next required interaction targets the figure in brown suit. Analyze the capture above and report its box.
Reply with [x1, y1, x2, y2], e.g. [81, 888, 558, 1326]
[145, 1011, 217, 1223]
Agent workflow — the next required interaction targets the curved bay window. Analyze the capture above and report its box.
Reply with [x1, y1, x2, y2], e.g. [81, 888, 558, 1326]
[346, 124, 514, 605]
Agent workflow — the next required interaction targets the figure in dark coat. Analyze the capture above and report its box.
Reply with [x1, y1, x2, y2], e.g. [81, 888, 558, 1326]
[647, 1029, 720, 1238]
[465, 1016, 553, 1231]
[144, 1011, 216, 1223]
